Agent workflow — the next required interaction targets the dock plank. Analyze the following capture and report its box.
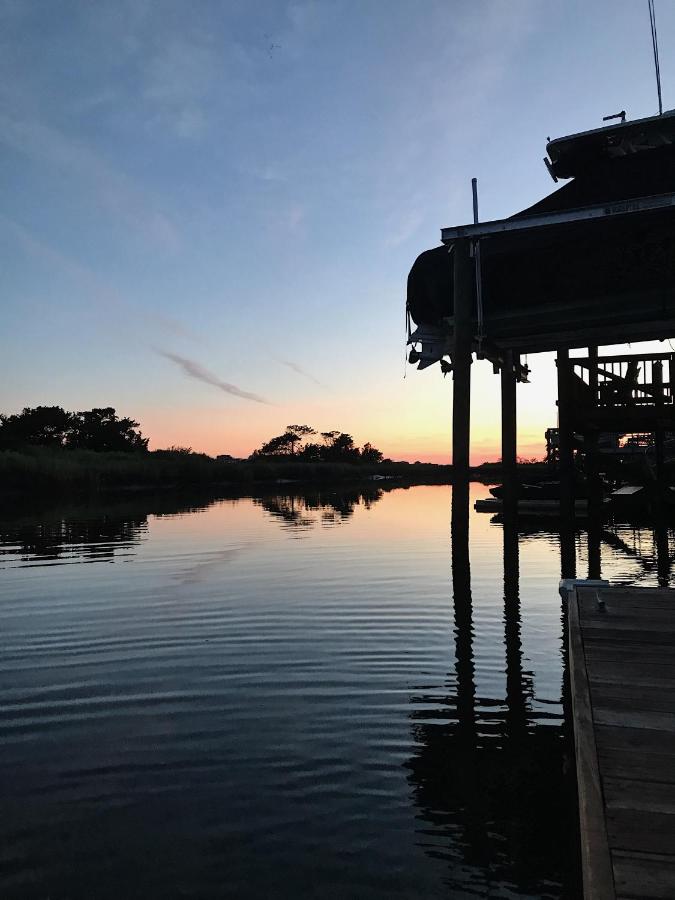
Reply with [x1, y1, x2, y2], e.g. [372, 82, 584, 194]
[568, 585, 675, 900]
[614, 850, 675, 899]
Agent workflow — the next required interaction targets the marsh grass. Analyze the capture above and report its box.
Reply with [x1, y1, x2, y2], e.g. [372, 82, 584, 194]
[0, 447, 455, 496]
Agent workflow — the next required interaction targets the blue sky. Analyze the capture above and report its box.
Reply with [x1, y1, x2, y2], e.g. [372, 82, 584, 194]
[3, 0, 675, 459]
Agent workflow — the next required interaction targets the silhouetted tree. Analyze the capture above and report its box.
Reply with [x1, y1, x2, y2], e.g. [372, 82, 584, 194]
[256, 431, 297, 456]
[361, 442, 384, 463]
[253, 427, 383, 464]
[0, 406, 74, 449]
[285, 424, 316, 454]
[324, 432, 359, 461]
[69, 408, 148, 452]
[298, 441, 323, 461]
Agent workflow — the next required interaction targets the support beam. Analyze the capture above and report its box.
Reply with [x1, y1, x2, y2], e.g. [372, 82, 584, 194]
[501, 349, 518, 509]
[452, 239, 473, 486]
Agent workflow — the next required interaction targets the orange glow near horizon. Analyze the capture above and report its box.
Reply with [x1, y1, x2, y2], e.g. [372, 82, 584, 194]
[137, 348, 573, 464]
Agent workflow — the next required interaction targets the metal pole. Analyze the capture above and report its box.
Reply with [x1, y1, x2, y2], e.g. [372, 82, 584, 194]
[471, 178, 484, 356]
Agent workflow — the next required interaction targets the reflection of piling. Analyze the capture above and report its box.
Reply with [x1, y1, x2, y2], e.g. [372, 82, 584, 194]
[587, 513, 602, 581]
[655, 517, 671, 587]
[451, 487, 475, 741]
[559, 521, 577, 581]
[503, 512, 528, 737]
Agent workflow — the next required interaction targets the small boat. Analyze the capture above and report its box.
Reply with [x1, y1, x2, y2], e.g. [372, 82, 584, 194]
[488, 479, 596, 501]
[474, 497, 595, 516]
[545, 109, 675, 180]
[489, 481, 565, 501]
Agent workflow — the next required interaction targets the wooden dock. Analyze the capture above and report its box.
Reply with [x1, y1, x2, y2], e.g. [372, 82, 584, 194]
[566, 583, 675, 900]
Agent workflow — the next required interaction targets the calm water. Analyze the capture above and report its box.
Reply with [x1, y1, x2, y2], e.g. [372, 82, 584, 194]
[2, 483, 673, 899]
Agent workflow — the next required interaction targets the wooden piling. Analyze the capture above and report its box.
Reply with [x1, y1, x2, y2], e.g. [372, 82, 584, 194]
[587, 346, 602, 579]
[654, 359, 666, 491]
[557, 348, 575, 525]
[452, 239, 473, 486]
[501, 349, 518, 509]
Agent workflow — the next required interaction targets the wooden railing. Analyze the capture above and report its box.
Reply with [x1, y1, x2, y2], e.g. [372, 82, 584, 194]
[572, 352, 675, 409]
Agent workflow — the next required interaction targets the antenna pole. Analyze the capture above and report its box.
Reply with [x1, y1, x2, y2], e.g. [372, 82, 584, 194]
[648, 0, 663, 115]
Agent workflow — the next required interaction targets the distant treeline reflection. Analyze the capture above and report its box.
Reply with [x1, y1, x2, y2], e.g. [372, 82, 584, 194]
[0, 487, 389, 564]
[255, 486, 384, 530]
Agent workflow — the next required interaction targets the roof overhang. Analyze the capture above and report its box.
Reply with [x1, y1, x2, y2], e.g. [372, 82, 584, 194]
[440, 191, 675, 243]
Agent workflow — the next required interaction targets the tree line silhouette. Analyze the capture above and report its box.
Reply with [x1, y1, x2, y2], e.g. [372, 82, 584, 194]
[0, 410, 385, 466]
[0, 406, 147, 452]
[251, 424, 383, 463]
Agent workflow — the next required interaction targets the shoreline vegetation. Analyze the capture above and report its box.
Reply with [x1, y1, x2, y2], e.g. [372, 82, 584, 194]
[0, 445, 550, 498]
[0, 406, 549, 497]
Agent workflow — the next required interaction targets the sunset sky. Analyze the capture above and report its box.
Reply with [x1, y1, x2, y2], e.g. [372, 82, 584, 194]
[3, 0, 675, 463]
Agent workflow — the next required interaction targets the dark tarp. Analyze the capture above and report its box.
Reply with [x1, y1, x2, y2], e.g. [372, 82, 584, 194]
[407, 147, 675, 334]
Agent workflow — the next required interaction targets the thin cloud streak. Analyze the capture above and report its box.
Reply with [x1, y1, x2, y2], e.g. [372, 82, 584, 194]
[158, 350, 272, 405]
[279, 358, 325, 387]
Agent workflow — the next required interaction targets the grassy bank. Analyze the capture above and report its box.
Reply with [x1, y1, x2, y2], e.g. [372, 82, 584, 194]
[0, 447, 456, 496]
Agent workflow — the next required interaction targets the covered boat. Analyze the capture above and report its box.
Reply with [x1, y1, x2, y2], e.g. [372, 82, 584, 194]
[407, 110, 675, 361]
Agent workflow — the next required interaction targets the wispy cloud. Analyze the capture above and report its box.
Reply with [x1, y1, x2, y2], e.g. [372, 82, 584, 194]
[279, 358, 324, 387]
[158, 350, 271, 405]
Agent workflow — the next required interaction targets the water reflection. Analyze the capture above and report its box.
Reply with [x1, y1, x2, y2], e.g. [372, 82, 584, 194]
[494, 513, 675, 587]
[255, 486, 385, 532]
[0, 486, 389, 567]
[3, 484, 675, 898]
[406, 502, 580, 898]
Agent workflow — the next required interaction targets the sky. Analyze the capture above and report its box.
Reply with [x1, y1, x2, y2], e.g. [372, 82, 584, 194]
[3, 0, 675, 463]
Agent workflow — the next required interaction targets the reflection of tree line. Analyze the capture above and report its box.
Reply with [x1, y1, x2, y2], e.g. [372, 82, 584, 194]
[254, 486, 385, 530]
[0, 487, 388, 562]
[0, 514, 146, 563]
[405, 507, 582, 897]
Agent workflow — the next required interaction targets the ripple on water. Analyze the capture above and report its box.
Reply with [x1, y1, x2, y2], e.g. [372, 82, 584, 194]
[5, 486, 655, 897]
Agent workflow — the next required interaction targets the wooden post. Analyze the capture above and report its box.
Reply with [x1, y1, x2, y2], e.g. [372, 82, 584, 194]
[587, 346, 602, 579]
[501, 349, 518, 510]
[452, 239, 473, 485]
[654, 359, 665, 492]
[557, 348, 575, 526]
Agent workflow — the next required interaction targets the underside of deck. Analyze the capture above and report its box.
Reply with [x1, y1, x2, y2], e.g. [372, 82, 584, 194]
[567, 584, 675, 900]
